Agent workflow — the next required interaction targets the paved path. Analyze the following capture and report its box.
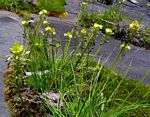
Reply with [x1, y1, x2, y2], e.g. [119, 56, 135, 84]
[0, 0, 150, 116]
[0, 11, 23, 117]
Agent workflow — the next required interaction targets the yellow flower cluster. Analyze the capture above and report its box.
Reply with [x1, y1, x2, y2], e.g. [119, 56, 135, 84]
[129, 21, 141, 30]
[93, 23, 103, 29]
[105, 28, 113, 35]
[21, 20, 28, 26]
[39, 9, 48, 17]
[10, 42, 23, 55]
[56, 43, 61, 49]
[80, 2, 88, 7]
[64, 32, 72, 39]
[45, 26, 56, 35]
[76, 52, 82, 57]
[43, 20, 49, 25]
[81, 28, 87, 35]
[120, 43, 131, 50]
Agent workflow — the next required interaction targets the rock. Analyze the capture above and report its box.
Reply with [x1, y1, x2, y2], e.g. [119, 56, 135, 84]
[129, 0, 138, 4]
[97, 0, 139, 5]
[20, 0, 37, 5]
[25, 70, 49, 76]
[42, 92, 64, 108]
[97, 0, 115, 5]
[0, 11, 23, 116]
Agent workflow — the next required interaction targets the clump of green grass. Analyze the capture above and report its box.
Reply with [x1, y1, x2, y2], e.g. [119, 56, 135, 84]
[78, 1, 126, 28]
[0, 0, 66, 14]
[5, 4, 150, 117]
[37, 0, 66, 12]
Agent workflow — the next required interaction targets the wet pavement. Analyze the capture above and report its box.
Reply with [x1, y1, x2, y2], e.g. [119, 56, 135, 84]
[0, 0, 150, 116]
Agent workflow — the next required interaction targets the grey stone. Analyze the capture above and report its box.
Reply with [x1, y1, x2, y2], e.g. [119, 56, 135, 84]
[0, 11, 23, 116]
[20, 0, 37, 5]
[42, 92, 64, 108]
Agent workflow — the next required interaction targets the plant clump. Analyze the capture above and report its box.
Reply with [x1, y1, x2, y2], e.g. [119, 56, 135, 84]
[4, 4, 150, 117]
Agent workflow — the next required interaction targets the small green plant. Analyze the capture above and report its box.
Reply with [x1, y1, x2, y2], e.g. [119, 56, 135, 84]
[7, 42, 30, 88]
[141, 28, 150, 49]
[6, 42, 30, 114]
[77, 2, 125, 29]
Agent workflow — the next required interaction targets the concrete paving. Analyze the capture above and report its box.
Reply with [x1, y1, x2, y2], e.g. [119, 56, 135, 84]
[0, 11, 23, 117]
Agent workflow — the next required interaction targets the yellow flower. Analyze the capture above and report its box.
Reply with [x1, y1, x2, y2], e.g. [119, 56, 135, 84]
[93, 23, 103, 29]
[129, 21, 141, 30]
[122, 0, 126, 3]
[51, 28, 56, 35]
[45, 27, 56, 35]
[81, 28, 87, 35]
[120, 43, 125, 48]
[80, 2, 88, 7]
[64, 32, 72, 39]
[39, 9, 48, 16]
[10, 43, 23, 55]
[76, 52, 82, 57]
[56, 43, 60, 48]
[21, 20, 28, 26]
[105, 28, 113, 35]
[34, 42, 43, 48]
[120, 43, 131, 50]
[39, 11, 44, 16]
[43, 20, 49, 25]
[119, 0, 126, 3]
[147, 3, 150, 6]
[42, 9, 48, 14]
[45, 26, 52, 32]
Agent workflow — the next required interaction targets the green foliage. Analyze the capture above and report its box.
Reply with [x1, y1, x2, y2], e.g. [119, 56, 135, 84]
[141, 28, 150, 49]
[37, 0, 66, 12]
[0, 0, 66, 13]
[78, 4, 125, 29]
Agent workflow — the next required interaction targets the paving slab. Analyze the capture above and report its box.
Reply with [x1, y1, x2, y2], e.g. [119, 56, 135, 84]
[0, 10, 23, 117]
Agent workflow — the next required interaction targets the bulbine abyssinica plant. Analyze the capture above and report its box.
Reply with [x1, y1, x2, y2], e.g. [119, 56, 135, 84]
[7, 42, 30, 88]
[6, 42, 30, 114]
[7, 3, 150, 116]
